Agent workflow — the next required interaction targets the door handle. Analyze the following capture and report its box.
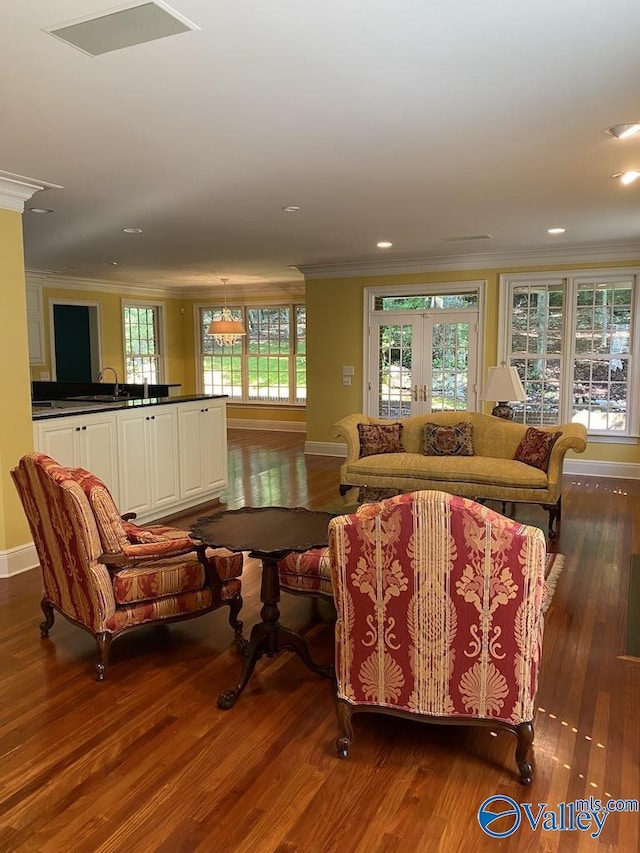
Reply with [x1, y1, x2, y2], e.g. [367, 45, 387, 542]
[413, 384, 419, 401]
[422, 385, 428, 401]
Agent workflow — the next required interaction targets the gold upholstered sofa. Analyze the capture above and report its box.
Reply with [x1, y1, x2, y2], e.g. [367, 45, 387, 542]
[331, 411, 587, 538]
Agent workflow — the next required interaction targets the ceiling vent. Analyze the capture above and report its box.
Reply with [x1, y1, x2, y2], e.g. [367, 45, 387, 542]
[440, 234, 493, 242]
[45, 1, 199, 57]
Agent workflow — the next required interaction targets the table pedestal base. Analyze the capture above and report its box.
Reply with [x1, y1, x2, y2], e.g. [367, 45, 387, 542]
[217, 554, 334, 710]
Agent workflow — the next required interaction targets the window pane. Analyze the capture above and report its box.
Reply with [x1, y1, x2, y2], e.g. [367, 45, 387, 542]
[374, 293, 478, 311]
[573, 357, 627, 431]
[123, 305, 160, 383]
[511, 357, 561, 426]
[378, 324, 413, 418]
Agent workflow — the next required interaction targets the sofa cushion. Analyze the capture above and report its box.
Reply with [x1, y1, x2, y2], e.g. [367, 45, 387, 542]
[110, 551, 207, 605]
[424, 422, 474, 456]
[514, 427, 562, 472]
[347, 452, 548, 489]
[358, 422, 404, 457]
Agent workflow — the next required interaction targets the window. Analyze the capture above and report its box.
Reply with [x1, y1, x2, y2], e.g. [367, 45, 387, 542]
[499, 270, 639, 436]
[123, 303, 163, 384]
[200, 304, 306, 404]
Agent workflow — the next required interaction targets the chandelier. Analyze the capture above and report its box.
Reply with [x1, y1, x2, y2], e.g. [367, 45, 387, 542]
[207, 278, 246, 345]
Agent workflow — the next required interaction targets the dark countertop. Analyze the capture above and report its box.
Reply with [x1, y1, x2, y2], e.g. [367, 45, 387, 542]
[32, 394, 228, 421]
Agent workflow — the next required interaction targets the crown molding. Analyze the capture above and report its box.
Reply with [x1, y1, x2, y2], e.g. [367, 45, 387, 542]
[25, 270, 306, 302]
[298, 241, 640, 280]
[25, 270, 179, 299]
[0, 171, 62, 213]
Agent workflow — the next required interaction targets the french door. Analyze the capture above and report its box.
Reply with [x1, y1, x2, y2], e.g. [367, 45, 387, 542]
[368, 312, 478, 418]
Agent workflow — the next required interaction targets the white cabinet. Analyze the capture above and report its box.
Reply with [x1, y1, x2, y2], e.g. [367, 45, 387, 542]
[178, 399, 227, 501]
[117, 405, 179, 519]
[33, 397, 228, 523]
[26, 283, 45, 365]
[34, 411, 119, 500]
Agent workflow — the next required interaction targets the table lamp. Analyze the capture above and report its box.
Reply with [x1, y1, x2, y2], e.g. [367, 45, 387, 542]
[482, 362, 526, 419]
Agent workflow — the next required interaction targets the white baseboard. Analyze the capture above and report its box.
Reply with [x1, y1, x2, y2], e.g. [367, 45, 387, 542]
[564, 459, 640, 479]
[0, 542, 38, 578]
[305, 441, 348, 456]
[228, 419, 306, 432]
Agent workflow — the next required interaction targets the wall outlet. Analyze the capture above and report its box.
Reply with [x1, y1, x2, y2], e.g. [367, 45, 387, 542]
[40, 371, 50, 381]
[342, 376, 352, 387]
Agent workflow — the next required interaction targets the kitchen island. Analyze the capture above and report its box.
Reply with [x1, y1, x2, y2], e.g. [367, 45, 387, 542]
[33, 395, 228, 523]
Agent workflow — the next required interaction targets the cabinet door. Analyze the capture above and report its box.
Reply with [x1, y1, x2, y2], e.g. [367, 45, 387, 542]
[78, 414, 119, 500]
[34, 419, 79, 467]
[178, 404, 205, 500]
[117, 411, 152, 516]
[201, 403, 227, 492]
[148, 407, 180, 510]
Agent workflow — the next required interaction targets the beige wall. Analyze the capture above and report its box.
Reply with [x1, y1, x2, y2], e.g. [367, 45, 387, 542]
[0, 210, 34, 550]
[305, 261, 640, 465]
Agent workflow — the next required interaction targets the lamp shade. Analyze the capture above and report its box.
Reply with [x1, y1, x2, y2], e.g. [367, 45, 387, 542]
[482, 364, 526, 403]
[207, 317, 246, 337]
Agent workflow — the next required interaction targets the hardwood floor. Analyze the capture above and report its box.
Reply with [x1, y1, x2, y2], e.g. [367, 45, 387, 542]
[1, 430, 638, 852]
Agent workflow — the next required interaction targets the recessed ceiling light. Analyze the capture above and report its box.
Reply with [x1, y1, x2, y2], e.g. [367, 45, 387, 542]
[377, 241, 393, 248]
[612, 170, 640, 185]
[109, 261, 118, 265]
[123, 227, 143, 233]
[605, 123, 640, 139]
[548, 227, 566, 235]
[29, 207, 54, 214]
[282, 205, 300, 213]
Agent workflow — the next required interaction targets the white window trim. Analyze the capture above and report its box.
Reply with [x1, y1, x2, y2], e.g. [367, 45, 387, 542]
[121, 299, 167, 384]
[497, 267, 640, 437]
[363, 279, 487, 413]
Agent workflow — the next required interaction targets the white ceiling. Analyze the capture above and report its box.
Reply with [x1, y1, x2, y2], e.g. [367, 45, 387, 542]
[5, 0, 640, 292]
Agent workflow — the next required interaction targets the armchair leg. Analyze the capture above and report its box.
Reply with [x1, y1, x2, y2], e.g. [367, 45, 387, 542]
[94, 631, 112, 682]
[514, 720, 534, 785]
[227, 593, 245, 652]
[338, 484, 351, 498]
[336, 698, 354, 759]
[39, 598, 55, 637]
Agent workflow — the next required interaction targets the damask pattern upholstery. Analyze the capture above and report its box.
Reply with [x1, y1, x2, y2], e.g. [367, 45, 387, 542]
[328, 489, 547, 783]
[278, 547, 333, 598]
[11, 453, 244, 680]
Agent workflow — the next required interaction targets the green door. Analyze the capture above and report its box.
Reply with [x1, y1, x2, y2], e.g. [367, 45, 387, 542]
[53, 304, 92, 381]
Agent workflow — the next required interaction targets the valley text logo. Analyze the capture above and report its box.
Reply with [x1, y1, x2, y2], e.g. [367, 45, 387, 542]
[477, 794, 639, 839]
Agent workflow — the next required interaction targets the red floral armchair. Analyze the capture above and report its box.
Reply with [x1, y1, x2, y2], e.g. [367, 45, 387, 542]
[328, 490, 547, 784]
[12, 453, 244, 680]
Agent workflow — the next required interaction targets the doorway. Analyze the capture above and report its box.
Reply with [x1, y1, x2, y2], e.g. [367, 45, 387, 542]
[49, 300, 101, 381]
[365, 283, 485, 418]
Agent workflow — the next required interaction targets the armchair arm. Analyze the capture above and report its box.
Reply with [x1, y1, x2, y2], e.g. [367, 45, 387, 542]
[98, 538, 197, 569]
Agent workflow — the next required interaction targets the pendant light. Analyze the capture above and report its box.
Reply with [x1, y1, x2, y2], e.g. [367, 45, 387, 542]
[207, 278, 246, 345]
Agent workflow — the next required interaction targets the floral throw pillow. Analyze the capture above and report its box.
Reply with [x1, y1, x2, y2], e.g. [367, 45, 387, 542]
[423, 422, 474, 456]
[357, 423, 404, 458]
[514, 427, 562, 471]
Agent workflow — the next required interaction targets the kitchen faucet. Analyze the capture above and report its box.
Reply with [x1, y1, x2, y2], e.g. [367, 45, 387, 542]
[97, 366, 120, 397]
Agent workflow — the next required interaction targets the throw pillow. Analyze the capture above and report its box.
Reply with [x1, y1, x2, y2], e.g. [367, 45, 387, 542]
[357, 422, 404, 458]
[423, 422, 475, 456]
[514, 427, 562, 471]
